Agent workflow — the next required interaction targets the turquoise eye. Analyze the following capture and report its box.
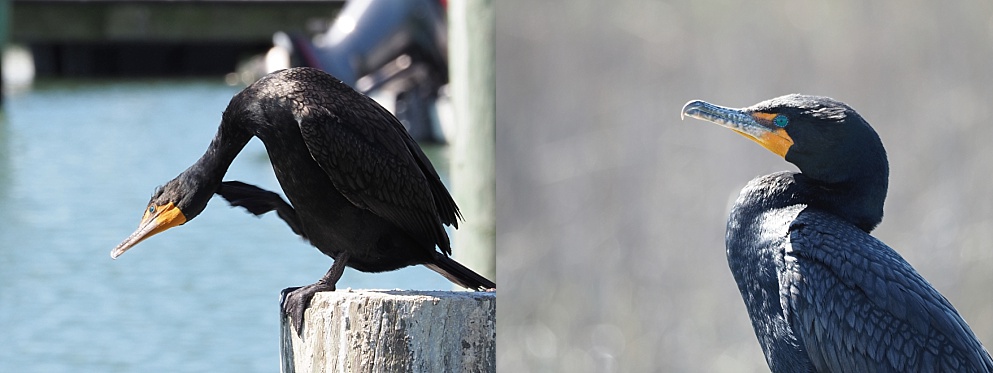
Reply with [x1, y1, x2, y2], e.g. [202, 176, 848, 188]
[148, 206, 156, 214]
[773, 115, 789, 128]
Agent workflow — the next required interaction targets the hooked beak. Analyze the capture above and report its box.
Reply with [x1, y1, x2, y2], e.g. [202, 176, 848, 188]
[111, 202, 186, 259]
[681, 100, 794, 157]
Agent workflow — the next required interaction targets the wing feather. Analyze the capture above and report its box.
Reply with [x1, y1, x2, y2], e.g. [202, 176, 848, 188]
[288, 76, 458, 253]
[784, 210, 993, 372]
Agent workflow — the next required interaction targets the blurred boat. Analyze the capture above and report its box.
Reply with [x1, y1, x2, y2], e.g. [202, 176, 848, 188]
[242, 0, 451, 143]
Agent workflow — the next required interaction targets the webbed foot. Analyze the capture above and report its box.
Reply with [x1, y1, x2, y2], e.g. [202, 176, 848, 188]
[279, 252, 351, 338]
[280, 283, 335, 337]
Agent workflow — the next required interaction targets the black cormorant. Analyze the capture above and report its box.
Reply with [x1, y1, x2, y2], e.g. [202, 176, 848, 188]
[112, 67, 494, 335]
[681, 94, 993, 372]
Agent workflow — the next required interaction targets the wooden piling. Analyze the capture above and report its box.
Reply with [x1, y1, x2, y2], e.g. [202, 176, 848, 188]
[280, 290, 496, 373]
[448, 0, 496, 281]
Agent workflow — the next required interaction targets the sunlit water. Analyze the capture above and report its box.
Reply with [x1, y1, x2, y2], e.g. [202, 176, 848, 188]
[0, 79, 452, 371]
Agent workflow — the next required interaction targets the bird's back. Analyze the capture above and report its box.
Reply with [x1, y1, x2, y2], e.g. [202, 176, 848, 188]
[225, 67, 460, 259]
[786, 209, 993, 372]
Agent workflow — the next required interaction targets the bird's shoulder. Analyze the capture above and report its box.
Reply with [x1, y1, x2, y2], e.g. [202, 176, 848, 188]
[782, 209, 992, 372]
[251, 68, 402, 144]
[241, 68, 430, 200]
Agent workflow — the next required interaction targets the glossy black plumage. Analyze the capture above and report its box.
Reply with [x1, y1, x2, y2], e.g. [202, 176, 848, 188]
[682, 95, 992, 372]
[215, 180, 495, 292]
[114, 67, 493, 336]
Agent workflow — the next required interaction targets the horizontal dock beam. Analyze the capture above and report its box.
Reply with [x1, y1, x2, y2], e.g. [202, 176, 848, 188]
[11, 0, 344, 43]
[9, 0, 345, 76]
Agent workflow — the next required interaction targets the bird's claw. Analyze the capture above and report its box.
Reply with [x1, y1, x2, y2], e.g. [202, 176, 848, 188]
[280, 283, 335, 338]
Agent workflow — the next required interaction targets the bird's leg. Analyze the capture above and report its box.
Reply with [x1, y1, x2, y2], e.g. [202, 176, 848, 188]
[281, 251, 351, 337]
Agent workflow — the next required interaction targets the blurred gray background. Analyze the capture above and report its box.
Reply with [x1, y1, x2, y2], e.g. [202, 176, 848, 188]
[496, 1, 993, 372]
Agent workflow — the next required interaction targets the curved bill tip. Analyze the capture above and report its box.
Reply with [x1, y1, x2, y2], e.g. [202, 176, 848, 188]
[110, 246, 126, 259]
[680, 100, 707, 121]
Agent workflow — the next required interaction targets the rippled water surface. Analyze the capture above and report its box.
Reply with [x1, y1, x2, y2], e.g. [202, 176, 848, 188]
[0, 79, 451, 372]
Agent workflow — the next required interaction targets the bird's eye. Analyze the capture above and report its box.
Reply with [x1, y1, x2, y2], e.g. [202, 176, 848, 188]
[148, 205, 156, 214]
[773, 115, 789, 128]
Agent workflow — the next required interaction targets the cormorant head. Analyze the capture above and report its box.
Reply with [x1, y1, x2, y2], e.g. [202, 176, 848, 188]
[111, 172, 213, 259]
[681, 94, 888, 186]
[681, 94, 889, 231]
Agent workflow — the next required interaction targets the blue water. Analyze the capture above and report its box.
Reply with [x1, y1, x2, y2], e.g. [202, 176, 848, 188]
[0, 79, 452, 371]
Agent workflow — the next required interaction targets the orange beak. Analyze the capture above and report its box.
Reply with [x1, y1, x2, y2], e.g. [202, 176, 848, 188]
[111, 202, 187, 259]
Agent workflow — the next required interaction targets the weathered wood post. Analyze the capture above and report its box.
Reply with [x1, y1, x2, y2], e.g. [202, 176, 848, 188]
[449, 0, 496, 281]
[280, 290, 496, 373]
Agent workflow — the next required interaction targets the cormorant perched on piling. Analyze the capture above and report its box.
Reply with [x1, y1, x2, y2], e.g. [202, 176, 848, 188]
[112, 67, 494, 336]
[681, 94, 993, 372]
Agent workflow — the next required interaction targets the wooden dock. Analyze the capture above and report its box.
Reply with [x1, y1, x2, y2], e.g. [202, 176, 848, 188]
[8, 0, 345, 76]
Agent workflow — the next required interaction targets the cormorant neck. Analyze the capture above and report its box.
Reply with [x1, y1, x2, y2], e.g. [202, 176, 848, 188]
[174, 120, 252, 219]
[794, 169, 887, 232]
[784, 114, 889, 233]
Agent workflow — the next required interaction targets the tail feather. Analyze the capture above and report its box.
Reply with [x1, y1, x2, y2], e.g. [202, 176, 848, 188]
[425, 253, 495, 291]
